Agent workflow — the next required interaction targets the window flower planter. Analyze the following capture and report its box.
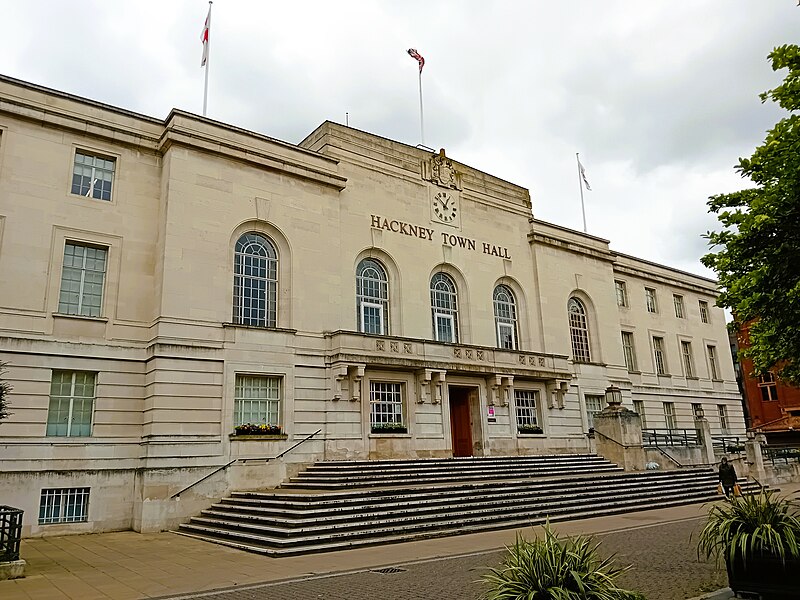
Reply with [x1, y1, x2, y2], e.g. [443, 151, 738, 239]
[371, 424, 408, 434]
[518, 425, 544, 435]
[232, 423, 283, 436]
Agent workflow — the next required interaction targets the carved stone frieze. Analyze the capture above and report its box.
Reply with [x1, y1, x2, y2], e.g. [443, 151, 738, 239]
[422, 149, 462, 190]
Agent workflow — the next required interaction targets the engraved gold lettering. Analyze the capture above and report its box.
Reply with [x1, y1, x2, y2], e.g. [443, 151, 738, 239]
[371, 214, 381, 228]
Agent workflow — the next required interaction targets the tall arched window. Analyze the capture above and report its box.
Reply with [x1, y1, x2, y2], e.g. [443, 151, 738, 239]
[568, 297, 591, 363]
[356, 258, 389, 335]
[430, 273, 459, 343]
[233, 233, 278, 327]
[493, 285, 518, 350]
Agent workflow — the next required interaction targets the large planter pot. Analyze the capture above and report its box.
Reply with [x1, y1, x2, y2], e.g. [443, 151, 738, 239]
[726, 554, 800, 600]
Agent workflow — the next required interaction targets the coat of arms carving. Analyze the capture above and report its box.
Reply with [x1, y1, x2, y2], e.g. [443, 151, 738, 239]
[422, 149, 462, 190]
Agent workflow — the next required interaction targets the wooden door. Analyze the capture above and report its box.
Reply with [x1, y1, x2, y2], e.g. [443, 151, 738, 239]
[450, 391, 472, 457]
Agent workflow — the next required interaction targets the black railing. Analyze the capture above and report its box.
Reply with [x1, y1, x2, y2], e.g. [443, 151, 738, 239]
[712, 435, 745, 455]
[171, 428, 322, 499]
[642, 428, 699, 447]
[763, 447, 800, 466]
[0, 506, 23, 562]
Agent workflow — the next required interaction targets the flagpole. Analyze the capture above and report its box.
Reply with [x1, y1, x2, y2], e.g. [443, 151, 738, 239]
[203, 1, 212, 117]
[418, 69, 425, 146]
[577, 153, 587, 233]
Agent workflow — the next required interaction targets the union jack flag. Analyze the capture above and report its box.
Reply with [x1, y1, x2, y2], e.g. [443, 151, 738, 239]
[407, 48, 425, 73]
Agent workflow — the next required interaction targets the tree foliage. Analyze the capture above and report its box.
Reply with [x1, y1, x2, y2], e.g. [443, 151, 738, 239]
[702, 44, 800, 384]
[0, 361, 11, 422]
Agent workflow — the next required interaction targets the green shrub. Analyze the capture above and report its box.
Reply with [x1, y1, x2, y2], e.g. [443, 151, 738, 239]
[697, 489, 800, 566]
[480, 524, 642, 600]
[370, 423, 407, 434]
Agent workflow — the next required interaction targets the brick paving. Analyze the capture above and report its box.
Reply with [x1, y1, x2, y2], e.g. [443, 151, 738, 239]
[155, 518, 725, 600]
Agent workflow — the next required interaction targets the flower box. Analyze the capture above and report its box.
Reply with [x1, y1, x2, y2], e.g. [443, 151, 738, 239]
[370, 423, 408, 434]
[233, 423, 282, 436]
[518, 425, 544, 435]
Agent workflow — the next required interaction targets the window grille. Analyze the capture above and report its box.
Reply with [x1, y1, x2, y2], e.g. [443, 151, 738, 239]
[707, 345, 720, 380]
[615, 280, 628, 307]
[71, 151, 115, 201]
[46, 371, 95, 437]
[585, 394, 604, 430]
[234, 375, 280, 426]
[568, 298, 591, 363]
[233, 233, 278, 327]
[58, 243, 107, 317]
[673, 295, 685, 318]
[663, 402, 677, 429]
[430, 273, 458, 343]
[370, 382, 403, 426]
[681, 341, 695, 378]
[356, 259, 389, 335]
[645, 288, 658, 313]
[514, 390, 539, 428]
[699, 301, 710, 323]
[493, 285, 518, 350]
[718, 404, 730, 433]
[38, 488, 89, 524]
[653, 336, 667, 375]
[621, 331, 637, 371]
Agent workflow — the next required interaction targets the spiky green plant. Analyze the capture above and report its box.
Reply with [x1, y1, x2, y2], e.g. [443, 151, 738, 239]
[480, 524, 642, 600]
[697, 490, 800, 567]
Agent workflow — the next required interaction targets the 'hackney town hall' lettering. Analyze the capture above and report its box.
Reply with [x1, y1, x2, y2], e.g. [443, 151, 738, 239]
[370, 215, 512, 260]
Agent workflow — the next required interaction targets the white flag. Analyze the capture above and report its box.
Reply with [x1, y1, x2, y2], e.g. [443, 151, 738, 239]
[578, 157, 592, 191]
[200, 7, 211, 67]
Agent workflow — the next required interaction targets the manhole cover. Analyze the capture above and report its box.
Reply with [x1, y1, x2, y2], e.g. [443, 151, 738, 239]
[371, 567, 408, 574]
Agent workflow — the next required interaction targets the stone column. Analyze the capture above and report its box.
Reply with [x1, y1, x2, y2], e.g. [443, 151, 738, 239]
[593, 399, 645, 471]
[694, 416, 716, 465]
[745, 431, 767, 483]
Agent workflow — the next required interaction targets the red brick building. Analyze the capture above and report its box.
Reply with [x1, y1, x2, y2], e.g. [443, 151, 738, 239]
[737, 323, 800, 444]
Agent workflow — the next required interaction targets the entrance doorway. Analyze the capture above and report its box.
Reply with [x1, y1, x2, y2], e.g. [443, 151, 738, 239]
[449, 386, 474, 457]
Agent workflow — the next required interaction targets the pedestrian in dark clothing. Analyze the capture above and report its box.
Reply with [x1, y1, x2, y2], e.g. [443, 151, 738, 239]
[718, 457, 737, 497]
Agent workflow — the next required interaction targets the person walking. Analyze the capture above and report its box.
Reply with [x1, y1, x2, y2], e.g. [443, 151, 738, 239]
[718, 456, 737, 498]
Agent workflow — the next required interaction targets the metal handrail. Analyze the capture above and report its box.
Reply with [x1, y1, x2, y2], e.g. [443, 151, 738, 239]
[593, 429, 639, 450]
[170, 428, 322, 499]
[650, 446, 686, 468]
[642, 428, 700, 447]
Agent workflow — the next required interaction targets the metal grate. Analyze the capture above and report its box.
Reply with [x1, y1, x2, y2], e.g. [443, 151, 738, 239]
[371, 567, 408, 574]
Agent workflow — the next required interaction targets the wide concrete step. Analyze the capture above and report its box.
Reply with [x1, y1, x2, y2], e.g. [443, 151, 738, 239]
[176, 489, 733, 557]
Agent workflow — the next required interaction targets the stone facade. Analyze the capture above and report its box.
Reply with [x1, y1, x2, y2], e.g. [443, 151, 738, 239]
[0, 75, 744, 536]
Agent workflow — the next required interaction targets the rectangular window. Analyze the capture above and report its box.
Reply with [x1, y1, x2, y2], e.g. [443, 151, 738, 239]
[633, 400, 646, 428]
[621, 331, 637, 372]
[39, 487, 90, 524]
[615, 280, 628, 308]
[681, 340, 695, 378]
[234, 375, 281, 427]
[46, 371, 95, 437]
[699, 301, 710, 324]
[71, 151, 115, 201]
[758, 372, 778, 402]
[434, 313, 456, 343]
[515, 390, 540, 431]
[370, 381, 403, 427]
[360, 302, 385, 335]
[497, 322, 516, 350]
[718, 404, 730, 433]
[663, 402, 677, 430]
[673, 294, 685, 318]
[707, 345, 720, 380]
[58, 243, 108, 317]
[652, 336, 667, 375]
[645, 287, 658, 313]
[585, 394, 604, 430]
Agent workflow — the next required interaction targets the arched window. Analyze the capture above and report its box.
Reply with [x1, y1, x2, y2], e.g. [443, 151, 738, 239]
[568, 297, 591, 363]
[233, 233, 278, 327]
[430, 273, 459, 343]
[356, 258, 389, 335]
[493, 285, 518, 350]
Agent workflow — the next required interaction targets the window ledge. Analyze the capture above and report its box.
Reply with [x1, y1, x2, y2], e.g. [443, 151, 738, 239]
[369, 433, 411, 438]
[712, 378, 725, 383]
[229, 434, 288, 441]
[222, 323, 297, 334]
[518, 433, 546, 437]
[687, 376, 700, 381]
[627, 370, 642, 375]
[53, 313, 108, 323]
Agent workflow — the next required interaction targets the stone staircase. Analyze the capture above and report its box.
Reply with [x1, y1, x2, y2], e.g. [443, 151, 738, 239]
[175, 454, 758, 556]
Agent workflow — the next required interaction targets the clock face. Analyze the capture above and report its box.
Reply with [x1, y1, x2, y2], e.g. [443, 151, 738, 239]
[432, 191, 458, 223]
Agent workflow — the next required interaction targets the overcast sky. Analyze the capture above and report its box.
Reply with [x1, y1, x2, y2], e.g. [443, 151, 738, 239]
[1, 1, 796, 277]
